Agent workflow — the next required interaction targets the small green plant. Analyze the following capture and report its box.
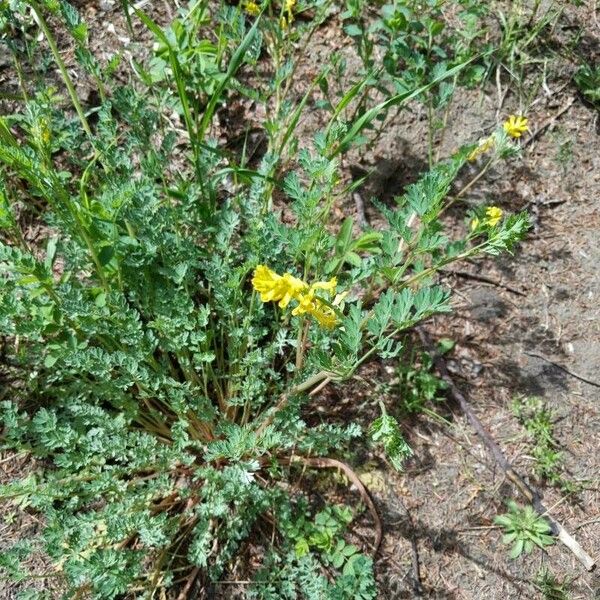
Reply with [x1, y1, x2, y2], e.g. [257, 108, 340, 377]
[342, 0, 491, 163]
[511, 395, 574, 492]
[249, 503, 376, 599]
[552, 130, 575, 176]
[395, 340, 452, 415]
[370, 402, 413, 469]
[535, 568, 572, 600]
[494, 501, 554, 559]
[574, 64, 600, 107]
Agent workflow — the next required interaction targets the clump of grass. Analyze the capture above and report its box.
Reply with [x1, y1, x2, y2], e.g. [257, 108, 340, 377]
[511, 395, 576, 493]
[535, 567, 572, 600]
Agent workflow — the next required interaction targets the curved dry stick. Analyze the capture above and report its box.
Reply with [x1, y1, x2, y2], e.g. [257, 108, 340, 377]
[175, 567, 200, 600]
[524, 351, 600, 389]
[287, 455, 383, 553]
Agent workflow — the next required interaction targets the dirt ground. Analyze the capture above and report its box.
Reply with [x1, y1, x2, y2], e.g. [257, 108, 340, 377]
[1, 1, 599, 599]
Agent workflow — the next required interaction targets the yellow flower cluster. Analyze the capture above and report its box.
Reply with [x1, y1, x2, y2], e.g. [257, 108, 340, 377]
[468, 115, 529, 161]
[503, 115, 529, 138]
[252, 265, 339, 327]
[243, 0, 260, 16]
[471, 206, 503, 231]
[485, 206, 503, 226]
[280, 0, 296, 29]
[467, 136, 494, 162]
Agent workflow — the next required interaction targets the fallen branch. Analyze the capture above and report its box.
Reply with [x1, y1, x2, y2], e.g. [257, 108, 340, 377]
[175, 567, 200, 600]
[394, 495, 424, 595]
[419, 329, 596, 572]
[409, 530, 423, 596]
[524, 351, 600, 389]
[287, 456, 383, 553]
[441, 268, 527, 296]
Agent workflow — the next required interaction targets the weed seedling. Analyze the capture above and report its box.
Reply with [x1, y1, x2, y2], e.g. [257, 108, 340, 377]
[535, 568, 572, 600]
[511, 395, 576, 493]
[495, 501, 555, 559]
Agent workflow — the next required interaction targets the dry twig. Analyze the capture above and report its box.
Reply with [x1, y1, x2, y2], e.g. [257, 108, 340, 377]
[175, 567, 201, 600]
[524, 351, 600, 389]
[523, 97, 576, 147]
[353, 191, 369, 230]
[441, 268, 527, 296]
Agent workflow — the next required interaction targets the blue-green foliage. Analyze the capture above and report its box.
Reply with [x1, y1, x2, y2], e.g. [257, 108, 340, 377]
[0, 1, 530, 597]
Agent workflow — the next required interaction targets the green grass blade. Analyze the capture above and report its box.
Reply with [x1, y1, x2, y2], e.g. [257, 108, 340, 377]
[277, 68, 329, 155]
[330, 55, 486, 158]
[197, 17, 261, 141]
[324, 69, 379, 139]
[134, 9, 199, 161]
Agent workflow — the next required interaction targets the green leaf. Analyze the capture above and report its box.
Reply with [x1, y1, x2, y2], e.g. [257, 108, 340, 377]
[510, 538, 524, 559]
[335, 217, 354, 255]
[98, 245, 115, 267]
[344, 24, 363, 37]
[295, 538, 310, 558]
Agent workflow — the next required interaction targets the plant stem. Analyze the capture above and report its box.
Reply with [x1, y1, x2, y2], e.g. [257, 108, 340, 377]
[29, 0, 93, 139]
[427, 96, 435, 168]
[255, 370, 332, 436]
[11, 52, 30, 103]
[439, 155, 495, 218]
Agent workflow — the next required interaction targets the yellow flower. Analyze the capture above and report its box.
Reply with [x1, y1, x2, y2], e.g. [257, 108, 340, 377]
[292, 277, 338, 328]
[279, 0, 295, 29]
[467, 136, 494, 162]
[470, 217, 480, 231]
[243, 0, 260, 16]
[485, 206, 503, 227]
[292, 293, 338, 328]
[308, 304, 338, 328]
[252, 265, 306, 308]
[252, 266, 339, 327]
[503, 115, 529, 138]
[310, 277, 337, 294]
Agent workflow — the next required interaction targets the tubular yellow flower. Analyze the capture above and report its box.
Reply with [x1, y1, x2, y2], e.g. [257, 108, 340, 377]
[252, 266, 340, 327]
[279, 0, 295, 29]
[485, 206, 503, 227]
[467, 136, 494, 162]
[470, 217, 480, 231]
[279, 273, 307, 308]
[243, 0, 260, 16]
[503, 115, 529, 138]
[310, 277, 337, 293]
[309, 305, 338, 328]
[292, 290, 338, 328]
[252, 265, 306, 307]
